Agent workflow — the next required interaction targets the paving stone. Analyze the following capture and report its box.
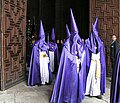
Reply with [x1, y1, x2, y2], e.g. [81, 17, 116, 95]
[0, 78, 111, 103]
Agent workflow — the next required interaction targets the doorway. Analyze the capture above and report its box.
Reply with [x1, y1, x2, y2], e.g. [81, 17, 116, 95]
[27, 0, 89, 40]
[59, 0, 90, 39]
[0, 0, 27, 90]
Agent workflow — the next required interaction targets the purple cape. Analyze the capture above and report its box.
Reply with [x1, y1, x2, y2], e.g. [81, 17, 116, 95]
[85, 32, 106, 94]
[110, 49, 120, 103]
[27, 39, 52, 86]
[50, 34, 86, 103]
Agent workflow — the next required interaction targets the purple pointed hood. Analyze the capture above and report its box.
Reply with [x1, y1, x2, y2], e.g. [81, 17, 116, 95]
[85, 32, 96, 53]
[49, 28, 57, 51]
[85, 17, 101, 53]
[92, 17, 98, 36]
[70, 9, 78, 35]
[51, 28, 56, 41]
[66, 24, 71, 38]
[39, 20, 45, 39]
[64, 9, 84, 57]
[37, 20, 49, 51]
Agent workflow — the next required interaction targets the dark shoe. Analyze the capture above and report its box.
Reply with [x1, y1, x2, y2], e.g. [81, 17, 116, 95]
[86, 94, 92, 98]
[96, 95, 103, 99]
[37, 84, 41, 86]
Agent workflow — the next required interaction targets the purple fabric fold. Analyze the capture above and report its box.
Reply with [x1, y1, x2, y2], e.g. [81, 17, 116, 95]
[110, 50, 120, 103]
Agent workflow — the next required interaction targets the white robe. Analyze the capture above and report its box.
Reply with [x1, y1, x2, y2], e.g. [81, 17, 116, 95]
[39, 51, 50, 84]
[49, 51, 54, 72]
[85, 52, 101, 96]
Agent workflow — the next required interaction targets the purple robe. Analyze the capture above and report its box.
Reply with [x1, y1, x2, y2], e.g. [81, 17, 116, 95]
[50, 34, 87, 103]
[28, 39, 52, 86]
[85, 32, 106, 95]
[48, 42, 59, 73]
[110, 49, 120, 103]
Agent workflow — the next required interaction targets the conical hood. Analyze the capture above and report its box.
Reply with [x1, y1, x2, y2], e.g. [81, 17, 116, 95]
[51, 28, 55, 41]
[70, 9, 78, 35]
[66, 24, 71, 38]
[39, 20, 45, 38]
[92, 17, 98, 36]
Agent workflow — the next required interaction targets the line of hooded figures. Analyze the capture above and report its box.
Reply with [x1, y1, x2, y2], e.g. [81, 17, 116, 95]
[28, 9, 120, 103]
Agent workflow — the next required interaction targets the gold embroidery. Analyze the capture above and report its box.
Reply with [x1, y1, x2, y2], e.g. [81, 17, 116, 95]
[91, 59, 100, 79]
[40, 53, 47, 58]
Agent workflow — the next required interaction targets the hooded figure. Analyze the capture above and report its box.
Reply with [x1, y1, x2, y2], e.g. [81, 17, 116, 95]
[28, 20, 52, 86]
[50, 9, 86, 103]
[85, 17, 106, 98]
[48, 28, 59, 73]
[110, 49, 120, 103]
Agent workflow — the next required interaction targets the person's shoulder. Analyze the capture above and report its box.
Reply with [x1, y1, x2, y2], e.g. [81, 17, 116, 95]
[114, 40, 119, 45]
[114, 40, 120, 48]
[116, 40, 119, 43]
[112, 40, 118, 44]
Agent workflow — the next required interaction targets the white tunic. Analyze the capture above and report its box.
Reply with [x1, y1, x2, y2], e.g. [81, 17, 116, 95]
[76, 50, 86, 73]
[39, 51, 50, 84]
[85, 52, 101, 96]
[49, 51, 54, 72]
